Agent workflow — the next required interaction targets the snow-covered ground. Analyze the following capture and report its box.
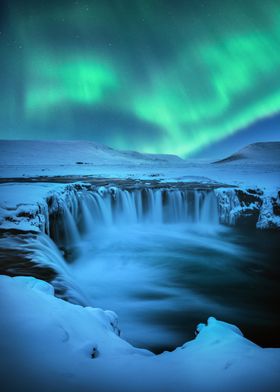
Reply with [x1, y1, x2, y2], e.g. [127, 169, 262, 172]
[1, 275, 280, 392]
[0, 140, 279, 189]
[0, 139, 185, 170]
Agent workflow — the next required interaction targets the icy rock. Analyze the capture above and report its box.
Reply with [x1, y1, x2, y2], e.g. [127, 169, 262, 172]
[195, 317, 243, 338]
[98, 186, 107, 196]
[207, 316, 243, 336]
[215, 187, 280, 229]
[109, 186, 118, 197]
[215, 188, 241, 225]
[271, 191, 280, 216]
[257, 194, 280, 230]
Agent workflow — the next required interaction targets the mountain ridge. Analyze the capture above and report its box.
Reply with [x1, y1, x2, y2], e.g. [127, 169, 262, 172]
[213, 142, 280, 164]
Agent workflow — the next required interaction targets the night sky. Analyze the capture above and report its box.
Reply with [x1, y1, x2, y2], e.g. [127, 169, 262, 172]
[1, 0, 280, 157]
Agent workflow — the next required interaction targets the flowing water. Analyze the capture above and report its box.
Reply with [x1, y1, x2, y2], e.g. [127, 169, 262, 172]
[51, 188, 280, 352]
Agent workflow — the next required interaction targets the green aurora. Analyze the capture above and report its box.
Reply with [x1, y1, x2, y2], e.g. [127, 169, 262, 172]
[1, 0, 280, 156]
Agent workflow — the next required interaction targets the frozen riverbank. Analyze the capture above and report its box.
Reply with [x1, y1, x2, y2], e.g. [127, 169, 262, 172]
[1, 274, 280, 392]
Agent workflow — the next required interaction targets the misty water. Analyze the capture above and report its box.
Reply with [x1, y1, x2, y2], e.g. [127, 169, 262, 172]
[71, 219, 280, 353]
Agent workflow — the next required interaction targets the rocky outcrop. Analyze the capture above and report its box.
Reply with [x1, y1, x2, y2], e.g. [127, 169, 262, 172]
[257, 191, 280, 230]
[215, 187, 280, 229]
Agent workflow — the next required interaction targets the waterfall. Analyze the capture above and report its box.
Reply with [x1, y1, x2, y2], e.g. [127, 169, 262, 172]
[1, 232, 88, 305]
[85, 188, 220, 227]
[62, 205, 81, 243]
[0, 186, 225, 306]
[201, 191, 219, 224]
[49, 187, 220, 248]
[20, 234, 88, 304]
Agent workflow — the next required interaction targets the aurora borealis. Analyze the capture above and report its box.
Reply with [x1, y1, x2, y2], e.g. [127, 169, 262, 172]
[1, 0, 280, 157]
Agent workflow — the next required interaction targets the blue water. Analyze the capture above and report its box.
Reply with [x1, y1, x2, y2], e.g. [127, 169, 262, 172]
[72, 222, 280, 352]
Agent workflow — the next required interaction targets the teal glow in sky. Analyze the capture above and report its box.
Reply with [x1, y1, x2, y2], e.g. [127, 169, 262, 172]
[0, 0, 280, 156]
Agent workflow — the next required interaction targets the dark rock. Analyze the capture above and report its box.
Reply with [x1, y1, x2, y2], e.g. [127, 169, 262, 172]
[247, 188, 263, 196]
[232, 189, 264, 227]
[235, 189, 262, 207]
[91, 346, 99, 359]
[271, 197, 280, 216]
[16, 211, 35, 218]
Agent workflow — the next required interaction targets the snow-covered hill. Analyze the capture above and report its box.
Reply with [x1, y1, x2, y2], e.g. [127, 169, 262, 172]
[0, 140, 279, 190]
[214, 142, 280, 164]
[0, 140, 185, 166]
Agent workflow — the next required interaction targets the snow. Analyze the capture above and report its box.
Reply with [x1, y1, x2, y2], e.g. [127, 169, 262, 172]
[0, 139, 185, 166]
[1, 274, 280, 392]
[0, 182, 65, 232]
[0, 140, 279, 190]
[214, 142, 280, 164]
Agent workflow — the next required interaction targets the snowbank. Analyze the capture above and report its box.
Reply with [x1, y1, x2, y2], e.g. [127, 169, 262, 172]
[0, 275, 280, 392]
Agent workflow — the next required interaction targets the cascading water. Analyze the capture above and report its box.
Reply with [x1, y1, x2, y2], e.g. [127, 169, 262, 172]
[0, 231, 89, 305]
[97, 187, 219, 226]
[50, 187, 220, 249]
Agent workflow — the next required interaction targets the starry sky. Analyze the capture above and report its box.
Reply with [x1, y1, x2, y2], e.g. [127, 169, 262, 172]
[1, 0, 280, 158]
